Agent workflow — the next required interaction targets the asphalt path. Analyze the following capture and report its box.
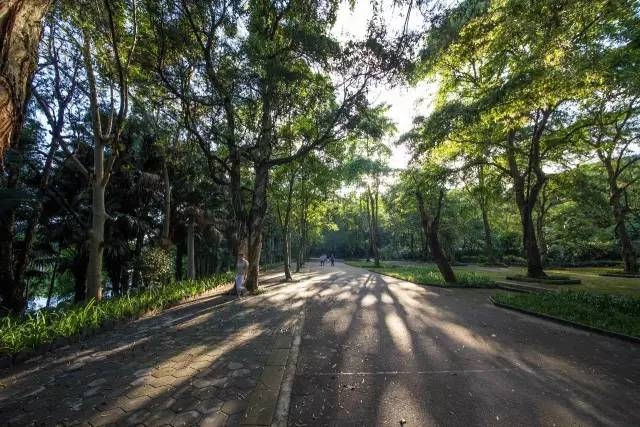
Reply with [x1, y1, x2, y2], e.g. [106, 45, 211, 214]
[288, 262, 640, 426]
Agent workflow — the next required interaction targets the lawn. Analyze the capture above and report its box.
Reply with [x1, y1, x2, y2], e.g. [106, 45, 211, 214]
[493, 291, 640, 338]
[355, 261, 640, 297]
[345, 260, 495, 288]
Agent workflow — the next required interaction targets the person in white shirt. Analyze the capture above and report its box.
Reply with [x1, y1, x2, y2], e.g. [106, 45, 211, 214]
[320, 254, 326, 266]
[235, 253, 249, 297]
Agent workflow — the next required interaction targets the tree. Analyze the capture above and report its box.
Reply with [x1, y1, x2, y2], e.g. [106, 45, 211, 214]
[578, 92, 640, 273]
[404, 165, 457, 283]
[462, 164, 501, 264]
[71, 0, 139, 300]
[342, 105, 395, 266]
[150, 0, 384, 291]
[410, 0, 639, 277]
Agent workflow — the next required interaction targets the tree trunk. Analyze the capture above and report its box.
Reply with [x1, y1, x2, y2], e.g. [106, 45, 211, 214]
[280, 168, 296, 280]
[283, 231, 292, 279]
[416, 190, 457, 283]
[519, 201, 545, 278]
[610, 185, 639, 274]
[121, 268, 129, 294]
[296, 208, 307, 273]
[0, 0, 52, 157]
[535, 206, 547, 265]
[86, 141, 106, 300]
[245, 163, 270, 291]
[505, 124, 548, 279]
[187, 222, 195, 280]
[368, 188, 380, 267]
[481, 207, 495, 264]
[161, 158, 171, 244]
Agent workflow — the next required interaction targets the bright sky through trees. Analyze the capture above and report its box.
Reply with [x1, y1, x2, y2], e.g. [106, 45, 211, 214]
[332, 0, 436, 169]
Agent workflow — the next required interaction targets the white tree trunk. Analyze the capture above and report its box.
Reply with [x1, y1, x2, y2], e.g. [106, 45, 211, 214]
[187, 222, 195, 279]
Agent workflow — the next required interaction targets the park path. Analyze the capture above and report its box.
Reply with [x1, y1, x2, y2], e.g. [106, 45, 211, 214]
[289, 262, 640, 426]
[2, 262, 640, 426]
[0, 270, 315, 427]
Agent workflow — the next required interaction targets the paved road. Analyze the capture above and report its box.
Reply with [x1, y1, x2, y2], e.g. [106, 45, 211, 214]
[2, 263, 639, 426]
[289, 262, 640, 426]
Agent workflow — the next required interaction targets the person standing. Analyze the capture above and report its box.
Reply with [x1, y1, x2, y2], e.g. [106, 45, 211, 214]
[235, 253, 249, 297]
[330, 254, 335, 266]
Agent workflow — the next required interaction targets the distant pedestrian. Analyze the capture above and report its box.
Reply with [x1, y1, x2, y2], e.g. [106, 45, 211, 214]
[330, 254, 335, 266]
[235, 253, 249, 297]
[320, 254, 327, 267]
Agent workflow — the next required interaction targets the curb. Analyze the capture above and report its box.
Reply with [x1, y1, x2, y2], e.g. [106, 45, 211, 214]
[489, 297, 640, 344]
[495, 281, 552, 294]
[272, 302, 305, 426]
[599, 273, 640, 278]
[505, 275, 581, 285]
[240, 279, 309, 426]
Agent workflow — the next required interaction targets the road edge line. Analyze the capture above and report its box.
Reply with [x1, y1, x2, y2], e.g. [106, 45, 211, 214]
[271, 302, 306, 426]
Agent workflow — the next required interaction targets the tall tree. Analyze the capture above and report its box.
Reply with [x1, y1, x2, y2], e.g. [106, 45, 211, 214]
[579, 92, 640, 274]
[411, 0, 638, 277]
[73, 0, 138, 300]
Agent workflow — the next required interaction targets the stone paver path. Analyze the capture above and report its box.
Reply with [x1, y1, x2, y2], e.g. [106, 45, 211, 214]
[0, 271, 311, 427]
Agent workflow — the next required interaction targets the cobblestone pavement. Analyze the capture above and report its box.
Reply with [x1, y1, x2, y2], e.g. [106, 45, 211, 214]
[0, 270, 314, 427]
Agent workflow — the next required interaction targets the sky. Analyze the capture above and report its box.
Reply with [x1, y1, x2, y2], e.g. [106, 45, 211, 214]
[332, 0, 438, 170]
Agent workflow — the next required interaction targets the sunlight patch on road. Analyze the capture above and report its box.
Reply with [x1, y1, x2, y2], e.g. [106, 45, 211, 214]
[385, 311, 413, 353]
[379, 292, 394, 304]
[361, 293, 378, 307]
[378, 379, 431, 426]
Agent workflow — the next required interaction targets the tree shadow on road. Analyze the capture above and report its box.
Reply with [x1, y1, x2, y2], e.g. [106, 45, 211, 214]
[288, 264, 640, 426]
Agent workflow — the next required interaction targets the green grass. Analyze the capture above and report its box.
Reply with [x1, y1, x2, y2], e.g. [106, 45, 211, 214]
[493, 291, 640, 338]
[347, 260, 640, 296]
[0, 272, 234, 356]
[344, 260, 395, 269]
[345, 260, 495, 288]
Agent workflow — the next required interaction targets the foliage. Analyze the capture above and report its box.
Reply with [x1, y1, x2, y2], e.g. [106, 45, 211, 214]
[493, 291, 640, 338]
[138, 246, 174, 287]
[0, 272, 234, 355]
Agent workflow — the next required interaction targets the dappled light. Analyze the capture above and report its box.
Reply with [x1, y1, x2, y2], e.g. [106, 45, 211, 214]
[2, 0, 640, 425]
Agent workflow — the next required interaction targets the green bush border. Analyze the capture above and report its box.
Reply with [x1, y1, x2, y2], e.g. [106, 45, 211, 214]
[0, 272, 234, 360]
[491, 291, 640, 340]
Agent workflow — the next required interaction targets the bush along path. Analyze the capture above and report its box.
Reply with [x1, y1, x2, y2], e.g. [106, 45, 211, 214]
[492, 291, 640, 340]
[0, 272, 235, 365]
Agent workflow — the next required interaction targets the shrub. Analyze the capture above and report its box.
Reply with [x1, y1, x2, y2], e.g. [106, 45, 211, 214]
[138, 246, 174, 287]
[493, 291, 640, 337]
[502, 255, 527, 266]
[0, 272, 234, 356]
